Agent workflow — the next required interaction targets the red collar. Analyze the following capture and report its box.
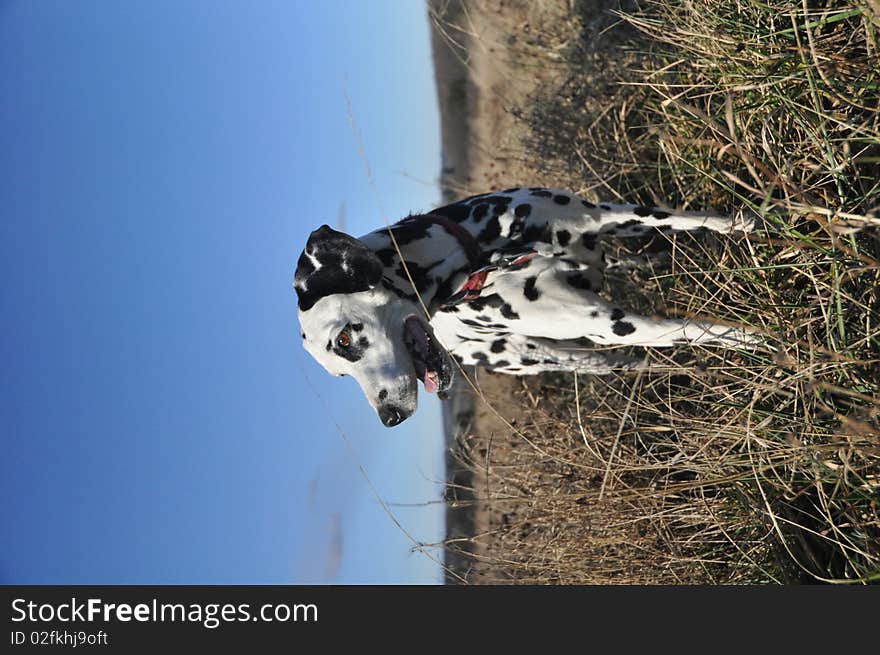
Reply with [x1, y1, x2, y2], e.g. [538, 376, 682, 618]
[441, 251, 538, 309]
[396, 214, 487, 308]
[394, 214, 536, 309]
[416, 214, 490, 308]
[418, 213, 483, 271]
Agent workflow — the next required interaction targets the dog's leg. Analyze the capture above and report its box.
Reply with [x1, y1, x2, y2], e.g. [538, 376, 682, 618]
[588, 204, 756, 237]
[489, 259, 761, 349]
[604, 249, 671, 271]
[583, 301, 761, 348]
[483, 189, 756, 261]
[520, 336, 647, 374]
[450, 334, 645, 375]
[469, 334, 646, 375]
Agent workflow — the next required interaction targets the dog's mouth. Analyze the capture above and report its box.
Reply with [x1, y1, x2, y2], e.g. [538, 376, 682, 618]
[403, 316, 453, 394]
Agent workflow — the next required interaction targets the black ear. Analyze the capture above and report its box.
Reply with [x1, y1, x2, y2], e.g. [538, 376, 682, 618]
[294, 225, 384, 311]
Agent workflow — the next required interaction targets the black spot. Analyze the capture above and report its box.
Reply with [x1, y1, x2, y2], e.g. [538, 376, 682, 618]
[652, 210, 671, 219]
[619, 219, 640, 228]
[434, 274, 458, 307]
[553, 194, 570, 205]
[581, 233, 597, 250]
[472, 203, 489, 222]
[452, 354, 464, 365]
[461, 318, 482, 328]
[514, 203, 532, 218]
[468, 293, 504, 312]
[484, 195, 512, 205]
[492, 360, 510, 368]
[599, 204, 611, 210]
[502, 187, 520, 193]
[467, 293, 504, 312]
[395, 260, 432, 292]
[351, 323, 364, 332]
[476, 315, 492, 322]
[333, 331, 367, 362]
[431, 202, 471, 222]
[500, 303, 520, 320]
[581, 200, 596, 209]
[526, 343, 536, 350]
[523, 276, 540, 301]
[301, 332, 306, 340]
[378, 389, 388, 401]
[478, 217, 502, 243]
[492, 203, 509, 216]
[522, 224, 552, 243]
[633, 206, 652, 217]
[472, 351, 488, 361]
[380, 277, 416, 301]
[530, 189, 552, 198]
[612, 321, 636, 336]
[326, 340, 332, 351]
[543, 359, 557, 365]
[374, 248, 396, 267]
[556, 230, 571, 247]
[610, 308, 625, 321]
[520, 357, 539, 366]
[490, 339, 507, 353]
[590, 311, 599, 318]
[388, 219, 435, 245]
[566, 272, 592, 291]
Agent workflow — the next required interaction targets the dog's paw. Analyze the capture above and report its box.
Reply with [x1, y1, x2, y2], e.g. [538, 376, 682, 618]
[729, 210, 758, 234]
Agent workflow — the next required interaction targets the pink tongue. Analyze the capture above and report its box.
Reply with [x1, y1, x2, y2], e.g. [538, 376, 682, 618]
[422, 372, 439, 394]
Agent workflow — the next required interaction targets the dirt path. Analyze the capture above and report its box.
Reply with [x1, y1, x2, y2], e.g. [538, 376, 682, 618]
[428, 0, 576, 583]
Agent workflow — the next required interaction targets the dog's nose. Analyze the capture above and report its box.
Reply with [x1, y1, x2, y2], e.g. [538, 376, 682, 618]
[378, 405, 409, 427]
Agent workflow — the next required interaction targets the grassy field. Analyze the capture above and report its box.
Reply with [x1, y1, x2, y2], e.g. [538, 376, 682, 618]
[432, 0, 879, 584]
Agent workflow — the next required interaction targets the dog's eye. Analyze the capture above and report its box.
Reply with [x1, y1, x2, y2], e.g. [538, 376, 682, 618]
[336, 330, 351, 348]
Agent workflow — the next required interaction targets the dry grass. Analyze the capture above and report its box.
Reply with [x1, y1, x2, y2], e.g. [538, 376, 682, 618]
[435, 0, 880, 584]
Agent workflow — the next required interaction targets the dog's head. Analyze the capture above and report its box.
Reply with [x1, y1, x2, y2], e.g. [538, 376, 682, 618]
[294, 225, 454, 426]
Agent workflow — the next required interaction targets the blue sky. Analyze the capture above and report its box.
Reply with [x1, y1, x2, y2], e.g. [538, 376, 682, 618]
[1, 1, 446, 584]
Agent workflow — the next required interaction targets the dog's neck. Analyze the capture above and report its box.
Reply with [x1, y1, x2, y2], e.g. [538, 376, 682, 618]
[359, 214, 484, 314]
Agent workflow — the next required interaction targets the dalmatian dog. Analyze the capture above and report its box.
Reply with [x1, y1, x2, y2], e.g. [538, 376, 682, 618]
[294, 187, 757, 426]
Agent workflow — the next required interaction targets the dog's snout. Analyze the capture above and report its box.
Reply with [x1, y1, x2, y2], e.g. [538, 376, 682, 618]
[378, 405, 410, 427]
